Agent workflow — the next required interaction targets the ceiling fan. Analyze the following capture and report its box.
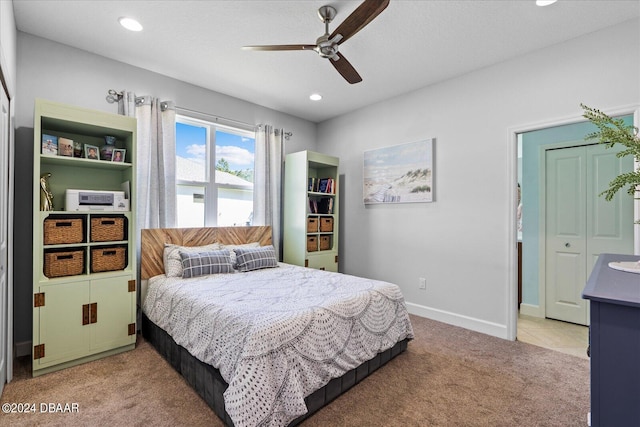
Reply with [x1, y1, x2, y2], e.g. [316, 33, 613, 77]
[242, 0, 390, 84]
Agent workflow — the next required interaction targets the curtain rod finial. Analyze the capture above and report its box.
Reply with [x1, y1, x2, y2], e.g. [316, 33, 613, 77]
[106, 89, 123, 104]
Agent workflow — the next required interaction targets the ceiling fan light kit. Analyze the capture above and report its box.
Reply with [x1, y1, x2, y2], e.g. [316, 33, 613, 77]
[242, 0, 390, 84]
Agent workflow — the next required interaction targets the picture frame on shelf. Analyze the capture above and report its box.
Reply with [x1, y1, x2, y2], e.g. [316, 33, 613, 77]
[58, 137, 74, 157]
[363, 138, 434, 204]
[111, 148, 126, 162]
[41, 134, 58, 156]
[85, 144, 100, 160]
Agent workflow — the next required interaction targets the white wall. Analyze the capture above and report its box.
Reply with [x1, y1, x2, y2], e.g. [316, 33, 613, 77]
[0, 0, 17, 95]
[13, 32, 318, 346]
[317, 19, 640, 339]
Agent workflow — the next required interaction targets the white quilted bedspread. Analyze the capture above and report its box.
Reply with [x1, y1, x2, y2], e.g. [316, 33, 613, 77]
[142, 263, 414, 427]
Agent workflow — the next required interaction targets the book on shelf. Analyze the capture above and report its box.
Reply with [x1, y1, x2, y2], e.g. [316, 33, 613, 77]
[309, 198, 333, 214]
[319, 178, 329, 193]
[318, 197, 333, 214]
[308, 177, 335, 194]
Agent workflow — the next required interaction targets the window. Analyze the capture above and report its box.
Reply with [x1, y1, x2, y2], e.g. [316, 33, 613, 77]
[175, 116, 255, 227]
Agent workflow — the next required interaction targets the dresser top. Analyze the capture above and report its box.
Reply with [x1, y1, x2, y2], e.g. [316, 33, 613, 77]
[582, 253, 640, 308]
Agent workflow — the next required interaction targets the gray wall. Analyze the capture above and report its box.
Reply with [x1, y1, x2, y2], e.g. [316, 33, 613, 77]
[13, 32, 318, 345]
[316, 19, 640, 338]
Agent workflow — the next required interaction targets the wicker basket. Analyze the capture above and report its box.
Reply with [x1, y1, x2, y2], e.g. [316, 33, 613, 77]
[306, 217, 318, 233]
[44, 218, 83, 245]
[91, 246, 126, 272]
[91, 217, 125, 242]
[320, 235, 331, 251]
[320, 217, 333, 232]
[307, 236, 318, 252]
[44, 250, 84, 278]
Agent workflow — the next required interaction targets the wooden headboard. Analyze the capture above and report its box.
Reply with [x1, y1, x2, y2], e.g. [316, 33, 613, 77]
[140, 226, 272, 279]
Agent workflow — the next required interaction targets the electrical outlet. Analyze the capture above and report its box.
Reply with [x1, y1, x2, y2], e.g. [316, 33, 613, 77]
[419, 277, 426, 290]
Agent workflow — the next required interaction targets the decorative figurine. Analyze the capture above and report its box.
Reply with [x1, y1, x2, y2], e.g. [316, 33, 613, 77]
[40, 173, 54, 211]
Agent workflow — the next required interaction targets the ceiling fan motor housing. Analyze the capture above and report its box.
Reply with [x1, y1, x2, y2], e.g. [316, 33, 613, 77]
[316, 35, 339, 59]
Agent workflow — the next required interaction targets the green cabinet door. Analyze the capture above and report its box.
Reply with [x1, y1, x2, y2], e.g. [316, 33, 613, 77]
[90, 275, 136, 351]
[36, 281, 91, 368]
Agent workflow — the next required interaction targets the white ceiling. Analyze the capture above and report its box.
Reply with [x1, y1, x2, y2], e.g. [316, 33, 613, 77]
[12, 0, 640, 123]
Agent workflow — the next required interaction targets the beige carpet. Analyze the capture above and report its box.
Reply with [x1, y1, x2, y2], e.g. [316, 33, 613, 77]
[0, 315, 590, 426]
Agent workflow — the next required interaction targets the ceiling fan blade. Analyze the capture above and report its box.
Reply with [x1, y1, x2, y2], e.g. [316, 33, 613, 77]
[330, 0, 389, 45]
[242, 44, 316, 51]
[329, 53, 362, 84]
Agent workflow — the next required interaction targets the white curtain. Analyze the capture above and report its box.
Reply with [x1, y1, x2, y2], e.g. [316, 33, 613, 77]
[118, 92, 176, 230]
[254, 125, 285, 259]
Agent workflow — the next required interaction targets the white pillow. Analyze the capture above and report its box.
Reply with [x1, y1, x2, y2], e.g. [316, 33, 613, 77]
[163, 243, 222, 277]
[221, 242, 260, 266]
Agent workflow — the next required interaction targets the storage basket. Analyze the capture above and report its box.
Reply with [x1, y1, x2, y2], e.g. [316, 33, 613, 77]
[307, 236, 318, 252]
[91, 246, 126, 272]
[91, 217, 125, 242]
[44, 250, 84, 278]
[320, 235, 331, 251]
[44, 218, 83, 245]
[306, 217, 319, 233]
[320, 217, 333, 232]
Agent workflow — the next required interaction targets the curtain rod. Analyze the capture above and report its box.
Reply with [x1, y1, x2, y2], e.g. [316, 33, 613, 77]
[177, 105, 293, 140]
[106, 90, 291, 139]
[175, 105, 255, 130]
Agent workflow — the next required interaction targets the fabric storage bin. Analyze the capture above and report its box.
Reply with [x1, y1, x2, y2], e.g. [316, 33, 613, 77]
[44, 249, 84, 278]
[307, 217, 319, 233]
[91, 246, 127, 272]
[307, 236, 318, 252]
[44, 218, 83, 245]
[91, 217, 125, 242]
[320, 235, 331, 251]
[319, 217, 333, 232]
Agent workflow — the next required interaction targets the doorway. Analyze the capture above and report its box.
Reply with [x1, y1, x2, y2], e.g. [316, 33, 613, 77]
[513, 111, 637, 343]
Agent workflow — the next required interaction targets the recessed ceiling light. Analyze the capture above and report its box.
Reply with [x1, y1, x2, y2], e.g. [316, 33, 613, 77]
[119, 17, 143, 32]
[309, 93, 322, 101]
[536, 0, 557, 6]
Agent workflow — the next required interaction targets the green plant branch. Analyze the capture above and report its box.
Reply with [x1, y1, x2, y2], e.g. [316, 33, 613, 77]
[581, 104, 640, 208]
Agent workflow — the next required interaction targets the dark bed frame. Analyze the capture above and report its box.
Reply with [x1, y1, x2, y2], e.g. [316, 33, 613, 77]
[142, 313, 409, 426]
[140, 226, 410, 426]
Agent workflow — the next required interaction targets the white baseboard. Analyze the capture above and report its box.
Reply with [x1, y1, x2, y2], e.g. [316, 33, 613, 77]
[405, 302, 509, 340]
[14, 340, 32, 357]
[519, 303, 544, 318]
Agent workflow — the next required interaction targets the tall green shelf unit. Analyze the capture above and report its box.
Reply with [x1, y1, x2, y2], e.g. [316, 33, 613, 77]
[284, 150, 339, 272]
[32, 99, 137, 376]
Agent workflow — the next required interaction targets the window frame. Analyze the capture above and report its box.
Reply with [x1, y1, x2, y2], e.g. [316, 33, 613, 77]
[175, 114, 255, 227]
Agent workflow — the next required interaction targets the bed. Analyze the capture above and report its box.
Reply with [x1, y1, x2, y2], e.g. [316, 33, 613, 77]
[140, 226, 414, 427]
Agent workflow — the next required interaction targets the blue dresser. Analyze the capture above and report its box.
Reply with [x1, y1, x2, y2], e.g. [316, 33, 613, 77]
[582, 253, 640, 427]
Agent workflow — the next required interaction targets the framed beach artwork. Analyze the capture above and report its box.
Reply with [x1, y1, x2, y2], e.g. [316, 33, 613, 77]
[363, 138, 434, 204]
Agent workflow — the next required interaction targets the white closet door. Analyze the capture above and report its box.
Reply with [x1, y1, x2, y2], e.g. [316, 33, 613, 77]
[545, 143, 634, 325]
[545, 146, 588, 325]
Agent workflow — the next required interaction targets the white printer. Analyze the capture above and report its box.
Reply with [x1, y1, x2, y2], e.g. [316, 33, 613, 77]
[65, 189, 129, 211]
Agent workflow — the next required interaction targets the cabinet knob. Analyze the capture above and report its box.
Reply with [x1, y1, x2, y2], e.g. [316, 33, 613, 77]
[565, 242, 571, 248]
